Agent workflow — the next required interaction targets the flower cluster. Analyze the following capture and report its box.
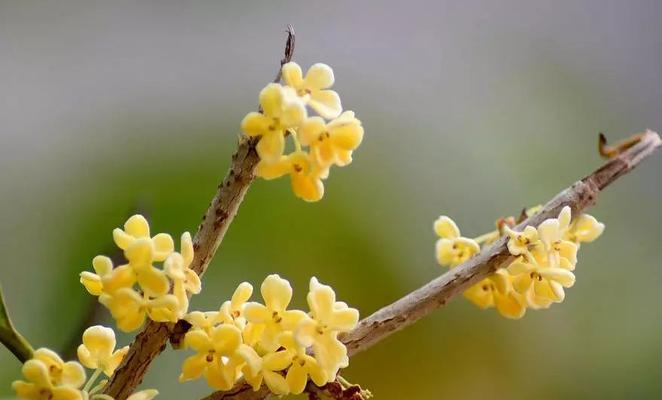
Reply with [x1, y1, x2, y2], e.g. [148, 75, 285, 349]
[434, 206, 604, 319]
[241, 62, 364, 202]
[80, 215, 200, 332]
[12, 325, 157, 400]
[179, 275, 359, 395]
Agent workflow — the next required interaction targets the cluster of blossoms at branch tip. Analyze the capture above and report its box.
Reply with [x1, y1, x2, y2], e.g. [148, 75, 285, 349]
[434, 206, 605, 319]
[12, 325, 157, 400]
[241, 61, 364, 202]
[179, 274, 359, 396]
[80, 214, 200, 332]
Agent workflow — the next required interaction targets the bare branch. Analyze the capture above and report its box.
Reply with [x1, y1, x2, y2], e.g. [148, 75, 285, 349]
[101, 27, 296, 400]
[205, 130, 661, 400]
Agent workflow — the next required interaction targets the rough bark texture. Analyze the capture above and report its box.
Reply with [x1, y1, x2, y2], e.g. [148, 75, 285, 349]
[102, 137, 260, 399]
[101, 25, 296, 399]
[206, 130, 661, 400]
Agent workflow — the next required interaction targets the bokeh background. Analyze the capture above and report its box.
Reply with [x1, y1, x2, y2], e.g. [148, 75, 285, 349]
[1, 1, 661, 399]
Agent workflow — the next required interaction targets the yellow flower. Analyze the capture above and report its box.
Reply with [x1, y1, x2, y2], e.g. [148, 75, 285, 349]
[99, 289, 180, 332]
[241, 83, 307, 163]
[244, 275, 307, 352]
[164, 232, 201, 316]
[12, 358, 85, 400]
[112, 215, 174, 262]
[185, 311, 221, 335]
[124, 239, 170, 297]
[179, 325, 260, 390]
[298, 111, 364, 169]
[31, 349, 86, 388]
[218, 282, 253, 329]
[281, 62, 342, 119]
[434, 216, 480, 267]
[256, 151, 325, 202]
[296, 278, 358, 377]
[80, 256, 114, 296]
[566, 213, 605, 243]
[463, 270, 527, 319]
[91, 389, 158, 400]
[504, 225, 538, 258]
[508, 255, 576, 309]
[77, 326, 128, 377]
[242, 350, 290, 395]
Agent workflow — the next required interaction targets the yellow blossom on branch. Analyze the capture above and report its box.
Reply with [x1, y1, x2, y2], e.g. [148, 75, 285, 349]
[77, 326, 128, 377]
[281, 62, 342, 119]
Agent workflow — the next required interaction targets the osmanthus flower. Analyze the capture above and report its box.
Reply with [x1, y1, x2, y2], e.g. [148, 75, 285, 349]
[112, 215, 174, 262]
[179, 325, 260, 391]
[255, 151, 326, 202]
[508, 254, 576, 309]
[241, 83, 307, 163]
[99, 289, 180, 332]
[12, 358, 86, 400]
[185, 311, 221, 335]
[90, 389, 158, 400]
[281, 62, 342, 119]
[565, 213, 605, 244]
[298, 111, 364, 169]
[296, 278, 359, 376]
[463, 270, 527, 319]
[77, 326, 128, 377]
[218, 282, 253, 329]
[80, 256, 115, 296]
[164, 232, 201, 316]
[244, 274, 308, 352]
[434, 216, 480, 267]
[245, 332, 327, 395]
[124, 239, 171, 297]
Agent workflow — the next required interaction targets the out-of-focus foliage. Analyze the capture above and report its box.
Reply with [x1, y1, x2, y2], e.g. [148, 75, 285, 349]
[0, 1, 661, 399]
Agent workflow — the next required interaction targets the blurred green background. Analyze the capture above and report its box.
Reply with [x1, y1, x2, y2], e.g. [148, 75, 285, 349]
[1, 1, 661, 399]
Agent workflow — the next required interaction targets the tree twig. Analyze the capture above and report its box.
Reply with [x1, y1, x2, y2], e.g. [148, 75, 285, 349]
[204, 130, 661, 400]
[0, 284, 34, 363]
[101, 26, 296, 400]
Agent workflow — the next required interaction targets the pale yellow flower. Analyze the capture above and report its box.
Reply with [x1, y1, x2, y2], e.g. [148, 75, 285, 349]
[281, 62, 342, 119]
[508, 254, 576, 309]
[80, 256, 114, 296]
[112, 215, 174, 262]
[241, 83, 307, 163]
[31, 349, 86, 388]
[77, 326, 128, 377]
[296, 278, 358, 377]
[256, 151, 325, 202]
[298, 112, 363, 169]
[99, 289, 180, 332]
[12, 358, 85, 400]
[124, 239, 170, 297]
[218, 282, 253, 329]
[504, 225, 538, 258]
[184, 311, 221, 335]
[164, 232, 201, 316]
[434, 216, 480, 267]
[179, 325, 260, 390]
[566, 213, 605, 243]
[463, 270, 527, 319]
[244, 274, 307, 352]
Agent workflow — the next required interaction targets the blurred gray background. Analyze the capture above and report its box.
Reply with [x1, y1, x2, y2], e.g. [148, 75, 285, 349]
[0, 1, 661, 399]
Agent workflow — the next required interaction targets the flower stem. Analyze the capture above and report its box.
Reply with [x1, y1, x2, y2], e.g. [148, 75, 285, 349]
[83, 368, 103, 393]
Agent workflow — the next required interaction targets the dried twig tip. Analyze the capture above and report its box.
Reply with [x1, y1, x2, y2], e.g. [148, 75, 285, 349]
[598, 131, 646, 159]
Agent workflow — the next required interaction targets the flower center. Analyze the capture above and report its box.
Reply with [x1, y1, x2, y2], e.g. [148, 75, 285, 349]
[38, 389, 53, 400]
[272, 311, 283, 323]
[529, 272, 543, 281]
[206, 350, 216, 362]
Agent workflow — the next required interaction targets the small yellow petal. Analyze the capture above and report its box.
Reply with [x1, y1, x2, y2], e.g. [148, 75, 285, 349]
[240, 112, 271, 137]
[433, 216, 460, 239]
[256, 132, 285, 164]
[308, 90, 342, 119]
[124, 215, 150, 238]
[304, 63, 335, 90]
[152, 233, 174, 262]
[281, 61, 304, 88]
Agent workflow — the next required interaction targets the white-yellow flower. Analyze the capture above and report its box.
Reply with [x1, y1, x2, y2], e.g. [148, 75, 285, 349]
[164, 232, 201, 316]
[218, 282, 253, 329]
[298, 111, 364, 169]
[244, 274, 308, 352]
[463, 270, 527, 319]
[112, 215, 174, 262]
[80, 256, 115, 296]
[296, 278, 358, 377]
[566, 213, 605, 243]
[281, 62, 342, 119]
[12, 358, 85, 400]
[179, 325, 260, 391]
[77, 326, 128, 377]
[241, 83, 307, 163]
[434, 216, 480, 267]
[99, 289, 180, 332]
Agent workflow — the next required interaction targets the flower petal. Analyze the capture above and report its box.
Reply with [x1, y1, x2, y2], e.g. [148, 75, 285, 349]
[124, 215, 150, 238]
[304, 63, 335, 90]
[256, 132, 285, 164]
[152, 233, 174, 262]
[260, 274, 292, 312]
[309, 90, 342, 119]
